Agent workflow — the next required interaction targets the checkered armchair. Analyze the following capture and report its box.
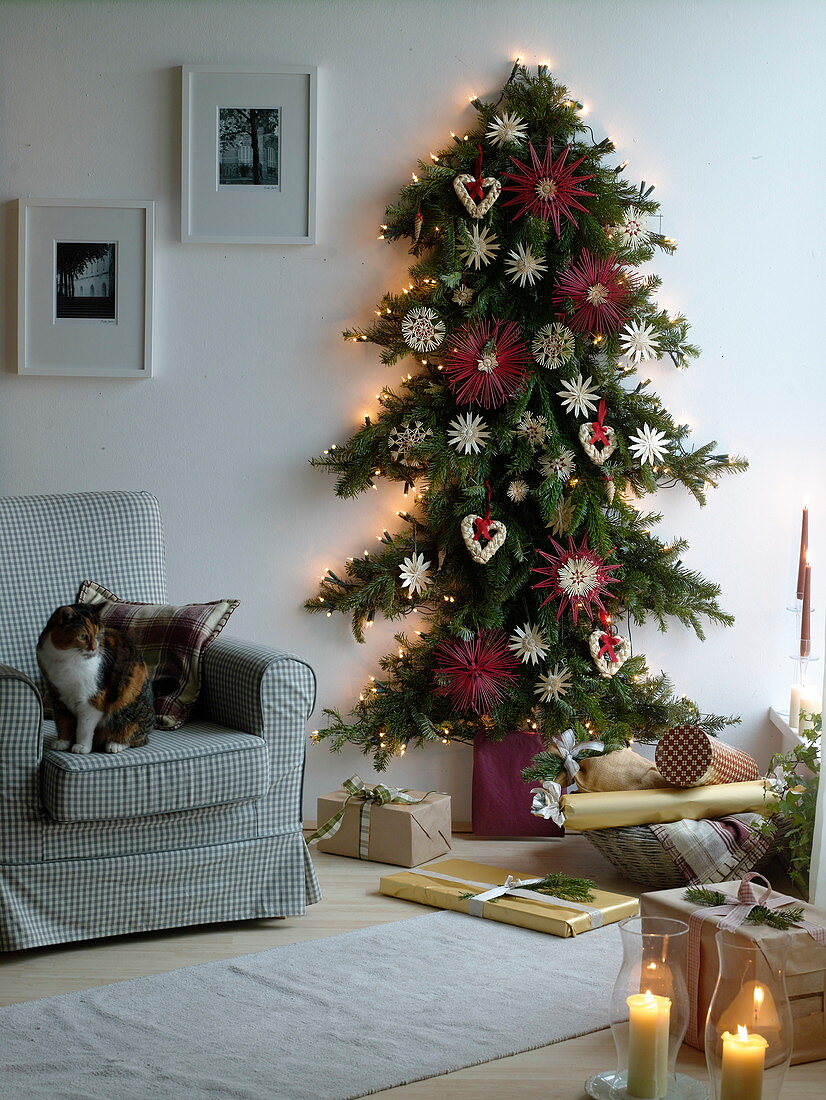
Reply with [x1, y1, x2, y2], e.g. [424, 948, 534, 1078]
[0, 490, 320, 951]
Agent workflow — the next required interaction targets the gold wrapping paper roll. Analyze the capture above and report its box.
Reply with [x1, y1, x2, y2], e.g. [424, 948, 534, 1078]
[562, 780, 777, 832]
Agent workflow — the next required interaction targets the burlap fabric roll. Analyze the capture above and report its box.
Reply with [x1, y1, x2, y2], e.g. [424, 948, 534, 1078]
[576, 747, 665, 792]
[655, 725, 759, 787]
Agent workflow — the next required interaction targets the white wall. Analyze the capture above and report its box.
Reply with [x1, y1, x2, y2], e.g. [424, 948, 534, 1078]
[1, 0, 824, 822]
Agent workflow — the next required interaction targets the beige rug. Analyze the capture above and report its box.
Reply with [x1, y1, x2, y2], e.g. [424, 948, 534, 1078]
[0, 911, 621, 1099]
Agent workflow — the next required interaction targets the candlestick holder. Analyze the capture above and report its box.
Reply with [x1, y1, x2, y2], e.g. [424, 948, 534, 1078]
[704, 928, 792, 1100]
[585, 917, 707, 1100]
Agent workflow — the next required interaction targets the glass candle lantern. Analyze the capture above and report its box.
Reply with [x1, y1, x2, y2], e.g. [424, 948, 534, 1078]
[586, 917, 706, 1100]
[705, 928, 792, 1100]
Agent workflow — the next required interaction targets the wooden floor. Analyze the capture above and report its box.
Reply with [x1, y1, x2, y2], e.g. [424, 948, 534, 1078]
[1, 834, 823, 1098]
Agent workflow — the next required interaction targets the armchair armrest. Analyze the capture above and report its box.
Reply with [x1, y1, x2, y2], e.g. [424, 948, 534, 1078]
[0, 663, 46, 862]
[199, 637, 316, 777]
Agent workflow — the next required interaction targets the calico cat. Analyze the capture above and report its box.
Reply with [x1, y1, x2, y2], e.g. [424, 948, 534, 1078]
[36, 603, 154, 754]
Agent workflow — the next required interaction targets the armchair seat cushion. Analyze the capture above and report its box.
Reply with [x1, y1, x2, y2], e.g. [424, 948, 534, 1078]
[41, 724, 269, 823]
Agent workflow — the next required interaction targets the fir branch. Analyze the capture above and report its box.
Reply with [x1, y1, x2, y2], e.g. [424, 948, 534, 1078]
[683, 886, 805, 930]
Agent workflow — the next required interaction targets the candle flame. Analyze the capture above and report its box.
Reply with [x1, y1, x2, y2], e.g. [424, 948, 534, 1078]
[754, 986, 764, 1009]
[737, 1025, 750, 1040]
[643, 990, 654, 1001]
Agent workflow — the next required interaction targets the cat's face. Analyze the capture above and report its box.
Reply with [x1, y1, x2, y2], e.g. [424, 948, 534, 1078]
[45, 604, 104, 657]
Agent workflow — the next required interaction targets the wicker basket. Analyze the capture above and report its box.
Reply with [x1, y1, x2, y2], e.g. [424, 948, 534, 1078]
[583, 824, 781, 889]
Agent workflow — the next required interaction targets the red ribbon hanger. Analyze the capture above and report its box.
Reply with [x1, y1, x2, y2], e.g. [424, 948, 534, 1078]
[598, 631, 619, 662]
[589, 400, 610, 448]
[473, 481, 495, 542]
[466, 145, 486, 202]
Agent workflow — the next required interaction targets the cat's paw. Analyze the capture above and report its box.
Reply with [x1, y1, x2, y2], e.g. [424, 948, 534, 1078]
[52, 739, 71, 752]
[105, 741, 127, 753]
[70, 743, 92, 754]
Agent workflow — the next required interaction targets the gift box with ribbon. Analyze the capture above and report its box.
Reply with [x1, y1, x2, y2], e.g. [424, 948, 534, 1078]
[640, 873, 826, 1064]
[380, 858, 639, 937]
[310, 775, 452, 866]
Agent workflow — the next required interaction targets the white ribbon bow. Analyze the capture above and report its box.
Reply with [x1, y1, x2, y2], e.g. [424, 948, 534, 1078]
[552, 728, 606, 787]
[530, 780, 566, 827]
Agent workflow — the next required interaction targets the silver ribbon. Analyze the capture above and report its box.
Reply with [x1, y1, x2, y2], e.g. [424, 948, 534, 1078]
[531, 780, 566, 826]
[551, 728, 605, 785]
[409, 867, 604, 927]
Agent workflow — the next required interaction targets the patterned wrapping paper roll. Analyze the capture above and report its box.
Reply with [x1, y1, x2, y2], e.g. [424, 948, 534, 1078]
[655, 725, 760, 788]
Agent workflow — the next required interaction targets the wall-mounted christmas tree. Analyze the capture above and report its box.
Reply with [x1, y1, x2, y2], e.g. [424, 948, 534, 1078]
[307, 63, 746, 783]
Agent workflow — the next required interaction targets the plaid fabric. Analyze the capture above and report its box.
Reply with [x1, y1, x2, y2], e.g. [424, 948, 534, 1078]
[77, 579, 239, 730]
[648, 813, 773, 885]
[0, 832, 320, 952]
[0, 491, 320, 950]
[41, 725, 269, 822]
[655, 726, 760, 787]
[0, 491, 167, 682]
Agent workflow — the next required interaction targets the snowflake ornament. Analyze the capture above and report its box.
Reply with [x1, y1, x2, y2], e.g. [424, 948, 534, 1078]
[532, 534, 621, 623]
[502, 141, 595, 235]
[486, 111, 529, 147]
[615, 207, 651, 251]
[508, 623, 549, 666]
[401, 307, 446, 353]
[507, 479, 530, 503]
[398, 552, 432, 596]
[532, 323, 576, 369]
[388, 420, 433, 464]
[556, 373, 600, 418]
[628, 423, 670, 466]
[547, 498, 575, 537]
[539, 449, 577, 482]
[447, 412, 491, 455]
[534, 663, 573, 702]
[458, 223, 500, 270]
[516, 412, 548, 448]
[452, 284, 474, 307]
[504, 242, 548, 288]
[620, 319, 661, 365]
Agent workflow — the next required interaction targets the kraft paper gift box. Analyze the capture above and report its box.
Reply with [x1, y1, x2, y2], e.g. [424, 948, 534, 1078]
[380, 858, 639, 937]
[315, 788, 452, 866]
[640, 880, 826, 1064]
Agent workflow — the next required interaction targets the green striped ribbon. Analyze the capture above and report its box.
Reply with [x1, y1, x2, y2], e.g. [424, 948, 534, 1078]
[308, 775, 433, 859]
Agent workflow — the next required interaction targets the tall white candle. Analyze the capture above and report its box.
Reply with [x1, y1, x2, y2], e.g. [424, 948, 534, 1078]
[626, 991, 671, 1098]
[720, 1026, 767, 1100]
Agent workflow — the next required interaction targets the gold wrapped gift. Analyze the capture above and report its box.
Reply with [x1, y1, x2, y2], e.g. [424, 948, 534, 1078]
[561, 780, 777, 832]
[380, 858, 639, 937]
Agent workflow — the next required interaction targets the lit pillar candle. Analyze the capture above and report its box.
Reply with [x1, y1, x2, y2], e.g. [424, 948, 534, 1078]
[720, 1026, 768, 1100]
[626, 990, 671, 1098]
[798, 684, 822, 735]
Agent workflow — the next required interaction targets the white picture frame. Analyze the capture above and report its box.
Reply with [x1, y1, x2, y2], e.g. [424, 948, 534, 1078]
[181, 64, 317, 244]
[18, 199, 154, 378]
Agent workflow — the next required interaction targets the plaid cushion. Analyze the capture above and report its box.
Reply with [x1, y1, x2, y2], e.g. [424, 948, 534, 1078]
[41, 725, 269, 822]
[77, 580, 239, 729]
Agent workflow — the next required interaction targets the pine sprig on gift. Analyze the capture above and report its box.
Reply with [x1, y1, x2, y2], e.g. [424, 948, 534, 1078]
[531, 872, 596, 902]
[306, 61, 746, 769]
[683, 886, 806, 930]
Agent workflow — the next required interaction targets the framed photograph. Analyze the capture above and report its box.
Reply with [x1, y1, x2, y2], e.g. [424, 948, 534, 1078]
[182, 65, 317, 244]
[18, 199, 154, 378]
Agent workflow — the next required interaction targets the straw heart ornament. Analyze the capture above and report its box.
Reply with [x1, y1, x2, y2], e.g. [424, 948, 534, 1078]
[453, 145, 501, 219]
